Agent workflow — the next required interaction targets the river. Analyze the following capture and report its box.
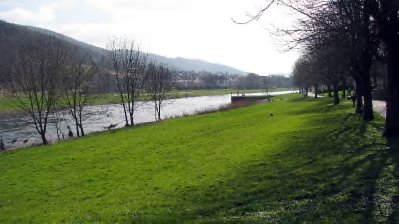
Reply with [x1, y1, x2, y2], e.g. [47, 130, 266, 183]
[0, 90, 295, 150]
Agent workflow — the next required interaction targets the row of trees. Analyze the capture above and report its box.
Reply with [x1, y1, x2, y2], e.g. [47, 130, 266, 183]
[8, 36, 173, 145]
[107, 38, 173, 125]
[10, 36, 96, 144]
[174, 71, 294, 90]
[292, 49, 350, 105]
[245, 0, 398, 137]
[236, 73, 293, 90]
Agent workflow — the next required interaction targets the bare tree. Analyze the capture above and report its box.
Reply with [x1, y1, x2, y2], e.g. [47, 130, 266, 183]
[263, 76, 271, 97]
[237, 0, 377, 115]
[0, 133, 4, 151]
[292, 54, 313, 97]
[107, 38, 147, 126]
[146, 62, 173, 121]
[237, 0, 399, 135]
[10, 35, 65, 145]
[52, 102, 65, 141]
[63, 54, 95, 137]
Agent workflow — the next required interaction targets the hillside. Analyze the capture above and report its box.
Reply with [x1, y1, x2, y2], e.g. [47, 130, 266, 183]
[0, 20, 109, 83]
[0, 21, 247, 78]
[148, 54, 247, 75]
[0, 95, 394, 223]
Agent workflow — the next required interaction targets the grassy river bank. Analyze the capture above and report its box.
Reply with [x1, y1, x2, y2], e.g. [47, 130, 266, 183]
[1, 94, 397, 223]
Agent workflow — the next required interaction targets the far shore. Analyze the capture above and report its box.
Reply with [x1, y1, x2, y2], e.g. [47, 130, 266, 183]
[0, 88, 291, 114]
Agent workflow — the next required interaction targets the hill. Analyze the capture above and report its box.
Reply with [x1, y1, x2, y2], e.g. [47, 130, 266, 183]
[0, 21, 247, 80]
[0, 20, 109, 83]
[148, 54, 247, 75]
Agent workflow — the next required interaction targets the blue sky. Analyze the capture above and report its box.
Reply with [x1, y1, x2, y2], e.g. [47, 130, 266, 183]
[0, 0, 299, 75]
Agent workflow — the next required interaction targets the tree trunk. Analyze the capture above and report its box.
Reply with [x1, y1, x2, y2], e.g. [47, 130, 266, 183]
[363, 82, 374, 121]
[356, 93, 364, 114]
[129, 112, 134, 126]
[0, 138, 4, 151]
[384, 37, 399, 137]
[119, 94, 129, 126]
[314, 84, 318, 99]
[154, 101, 160, 122]
[327, 85, 332, 97]
[360, 52, 374, 121]
[342, 79, 347, 98]
[79, 126, 85, 137]
[157, 104, 162, 121]
[75, 123, 80, 137]
[333, 84, 340, 105]
[40, 132, 48, 145]
[79, 111, 84, 136]
[353, 76, 364, 114]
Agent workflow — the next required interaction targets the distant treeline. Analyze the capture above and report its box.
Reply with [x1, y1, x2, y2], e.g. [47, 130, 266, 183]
[173, 72, 293, 90]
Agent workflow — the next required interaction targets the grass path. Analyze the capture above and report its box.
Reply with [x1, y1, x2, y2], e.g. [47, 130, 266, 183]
[0, 94, 398, 223]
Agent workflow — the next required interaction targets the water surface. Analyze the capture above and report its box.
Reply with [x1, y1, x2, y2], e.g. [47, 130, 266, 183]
[0, 91, 295, 149]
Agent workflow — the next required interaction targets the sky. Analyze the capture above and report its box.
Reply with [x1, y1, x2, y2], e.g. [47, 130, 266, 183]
[0, 0, 299, 75]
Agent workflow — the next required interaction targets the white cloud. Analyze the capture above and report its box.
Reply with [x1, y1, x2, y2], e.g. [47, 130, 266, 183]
[0, 6, 55, 24]
[78, 0, 299, 74]
[0, 0, 75, 24]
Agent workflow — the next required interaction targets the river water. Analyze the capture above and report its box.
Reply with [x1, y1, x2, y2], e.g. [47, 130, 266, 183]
[0, 91, 295, 150]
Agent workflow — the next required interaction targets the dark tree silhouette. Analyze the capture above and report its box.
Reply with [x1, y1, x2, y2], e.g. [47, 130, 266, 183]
[107, 38, 148, 126]
[63, 54, 96, 137]
[10, 35, 66, 145]
[236, 0, 392, 123]
[146, 62, 173, 122]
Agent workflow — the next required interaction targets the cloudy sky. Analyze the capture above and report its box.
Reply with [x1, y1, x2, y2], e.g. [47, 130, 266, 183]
[0, 0, 299, 75]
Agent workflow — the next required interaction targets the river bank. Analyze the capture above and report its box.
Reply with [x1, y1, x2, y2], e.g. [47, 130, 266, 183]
[0, 94, 394, 223]
[0, 88, 290, 113]
[0, 90, 294, 150]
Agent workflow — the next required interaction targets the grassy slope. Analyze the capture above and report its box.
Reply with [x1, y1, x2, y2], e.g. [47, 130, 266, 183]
[0, 88, 288, 112]
[0, 96, 21, 112]
[1, 94, 398, 223]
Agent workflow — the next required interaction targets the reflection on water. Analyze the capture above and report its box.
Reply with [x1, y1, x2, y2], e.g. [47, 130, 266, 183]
[0, 91, 295, 149]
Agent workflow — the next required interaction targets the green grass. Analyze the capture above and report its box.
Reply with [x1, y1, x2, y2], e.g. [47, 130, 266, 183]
[0, 95, 22, 112]
[0, 94, 126, 112]
[1, 94, 398, 223]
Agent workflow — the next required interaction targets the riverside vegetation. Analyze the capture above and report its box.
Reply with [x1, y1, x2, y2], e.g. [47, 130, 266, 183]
[0, 88, 285, 113]
[0, 94, 397, 223]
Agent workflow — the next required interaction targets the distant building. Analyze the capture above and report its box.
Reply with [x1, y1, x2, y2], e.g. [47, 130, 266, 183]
[173, 77, 205, 89]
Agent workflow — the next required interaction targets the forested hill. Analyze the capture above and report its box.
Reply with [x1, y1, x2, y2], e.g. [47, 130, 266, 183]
[148, 55, 247, 75]
[0, 20, 109, 81]
[0, 21, 247, 76]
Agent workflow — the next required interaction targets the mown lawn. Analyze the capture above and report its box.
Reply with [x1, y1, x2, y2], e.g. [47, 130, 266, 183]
[0, 94, 398, 223]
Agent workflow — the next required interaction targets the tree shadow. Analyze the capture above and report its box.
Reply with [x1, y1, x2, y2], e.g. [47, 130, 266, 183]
[386, 138, 399, 224]
[130, 98, 399, 223]
[286, 96, 345, 116]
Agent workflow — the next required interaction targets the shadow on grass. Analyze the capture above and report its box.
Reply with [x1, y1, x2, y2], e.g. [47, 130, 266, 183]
[132, 98, 399, 223]
[286, 96, 344, 116]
